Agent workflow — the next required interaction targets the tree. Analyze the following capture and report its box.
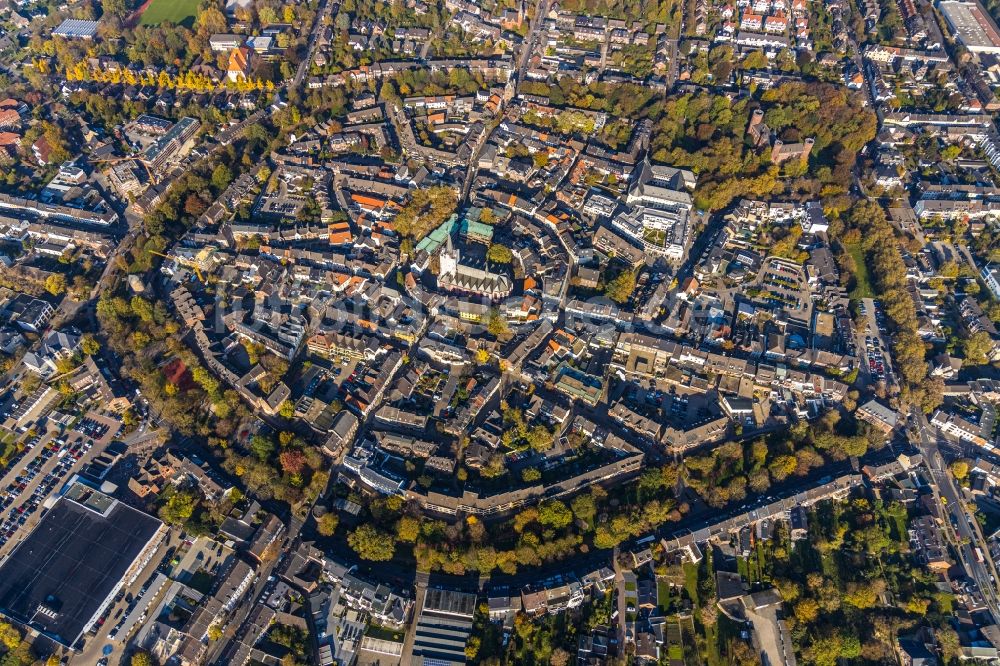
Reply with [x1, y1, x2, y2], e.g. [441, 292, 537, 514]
[159, 490, 198, 525]
[278, 400, 295, 419]
[393, 186, 458, 239]
[527, 425, 553, 452]
[594, 525, 620, 549]
[396, 515, 420, 542]
[279, 449, 306, 475]
[21, 373, 41, 395]
[131, 652, 153, 666]
[843, 580, 882, 609]
[55, 354, 81, 375]
[571, 493, 597, 528]
[538, 499, 573, 529]
[793, 598, 819, 624]
[487, 309, 509, 337]
[0, 620, 19, 649]
[131, 296, 154, 323]
[191, 367, 220, 398]
[550, 648, 572, 666]
[316, 512, 339, 536]
[486, 243, 513, 264]
[769, 454, 798, 481]
[196, 6, 228, 33]
[81, 334, 100, 356]
[480, 453, 506, 478]
[211, 164, 233, 191]
[805, 634, 848, 666]
[963, 330, 993, 366]
[742, 51, 769, 70]
[124, 330, 154, 362]
[207, 623, 223, 641]
[184, 194, 208, 217]
[605, 270, 636, 304]
[250, 434, 275, 461]
[950, 459, 970, 481]
[102, 0, 128, 15]
[348, 524, 396, 561]
[465, 636, 481, 660]
[514, 612, 535, 641]
[44, 273, 66, 296]
[726, 640, 759, 666]
[938, 627, 962, 665]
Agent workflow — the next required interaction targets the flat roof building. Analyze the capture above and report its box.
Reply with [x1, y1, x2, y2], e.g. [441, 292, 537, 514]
[939, 1, 1000, 53]
[410, 588, 477, 665]
[53, 19, 99, 39]
[0, 483, 166, 649]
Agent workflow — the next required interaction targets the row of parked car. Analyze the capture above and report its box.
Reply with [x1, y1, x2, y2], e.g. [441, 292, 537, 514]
[75, 417, 111, 439]
[0, 436, 92, 549]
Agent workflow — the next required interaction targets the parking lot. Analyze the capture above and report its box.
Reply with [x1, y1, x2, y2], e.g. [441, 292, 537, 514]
[754, 258, 811, 319]
[0, 433, 90, 554]
[0, 412, 121, 557]
[859, 297, 895, 387]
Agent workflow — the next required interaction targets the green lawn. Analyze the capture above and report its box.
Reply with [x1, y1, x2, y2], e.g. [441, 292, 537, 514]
[705, 622, 721, 666]
[819, 548, 839, 580]
[643, 227, 667, 247]
[139, 0, 199, 27]
[666, 619, 685, 660]
[683, 562, 700, 607]
[889, 511, 908, 545]
[365, 624, 404, 642]
[750, 542, 771, 584]
[0, 439, 15, 469]
[846, 242, 874, 300]
[657, 578, 671, 610]
[736, 556, 749, 580]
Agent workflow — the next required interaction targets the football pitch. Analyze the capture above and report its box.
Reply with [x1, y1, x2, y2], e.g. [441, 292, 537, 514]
[138, 0, 199, 27]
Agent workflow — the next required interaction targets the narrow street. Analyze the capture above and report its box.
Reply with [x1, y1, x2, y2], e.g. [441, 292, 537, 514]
[399, 579, 428, 662]
[611, 546, 627, 646]
[292, 0, 335, 90]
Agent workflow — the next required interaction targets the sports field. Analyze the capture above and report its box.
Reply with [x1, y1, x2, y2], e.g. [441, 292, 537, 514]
[138, 0, 199, 27]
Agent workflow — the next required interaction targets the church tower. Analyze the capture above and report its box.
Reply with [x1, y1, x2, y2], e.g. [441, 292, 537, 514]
[439, 234, 458, 279]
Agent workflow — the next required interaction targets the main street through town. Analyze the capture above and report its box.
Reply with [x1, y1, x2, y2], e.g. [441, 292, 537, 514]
[910, 409, 1000, 620]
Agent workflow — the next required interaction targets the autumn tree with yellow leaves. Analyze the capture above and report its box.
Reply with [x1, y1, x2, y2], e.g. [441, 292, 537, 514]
[64, 60, 275, 94]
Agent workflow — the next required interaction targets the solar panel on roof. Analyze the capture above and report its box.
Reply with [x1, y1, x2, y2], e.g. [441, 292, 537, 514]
[53, 19, 99, 38]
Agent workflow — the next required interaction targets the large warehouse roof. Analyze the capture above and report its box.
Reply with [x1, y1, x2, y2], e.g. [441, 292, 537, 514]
[939, 1, 1000, 53]
[0, 484, 163, 648]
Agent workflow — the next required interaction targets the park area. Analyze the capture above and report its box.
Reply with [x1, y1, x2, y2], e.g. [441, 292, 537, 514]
[846, 242, 874, 300]
[137, 0, 199, 27]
